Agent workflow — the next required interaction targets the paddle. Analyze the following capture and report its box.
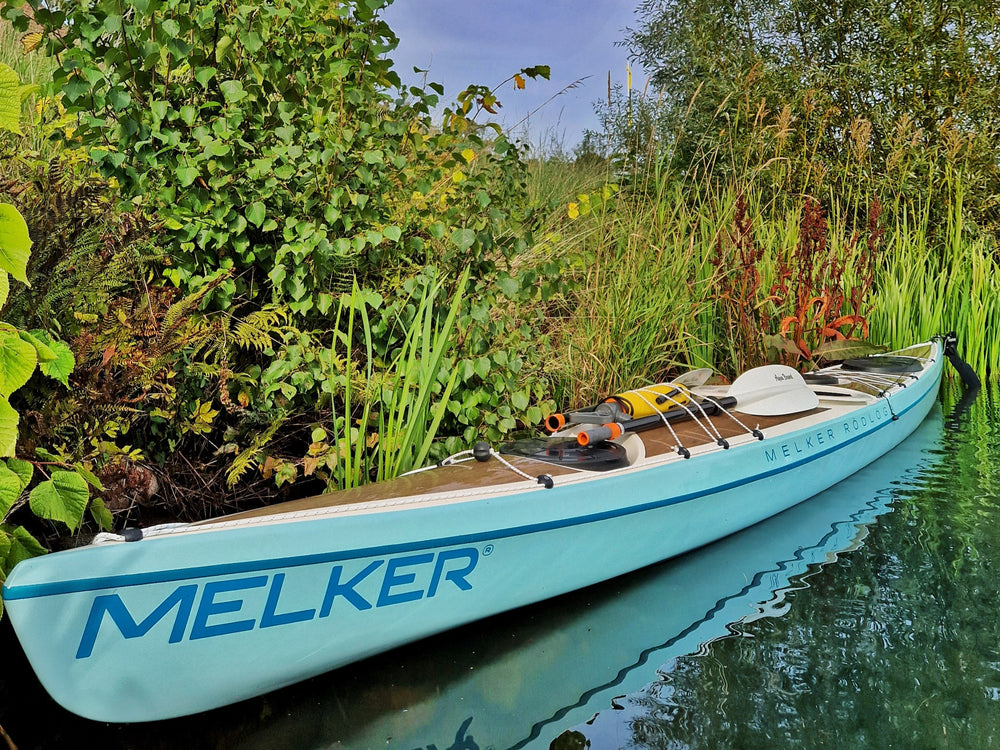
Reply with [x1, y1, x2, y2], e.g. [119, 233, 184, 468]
[726, 364, 819, 416]
[575, 364, 818, 446]
[668, 367, 713, 389]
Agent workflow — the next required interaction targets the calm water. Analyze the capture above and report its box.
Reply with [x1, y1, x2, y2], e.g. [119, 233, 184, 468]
[2, 380, 997, 749]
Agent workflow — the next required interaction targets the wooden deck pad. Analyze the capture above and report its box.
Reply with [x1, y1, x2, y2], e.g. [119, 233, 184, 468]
[197, 408, 821, 525]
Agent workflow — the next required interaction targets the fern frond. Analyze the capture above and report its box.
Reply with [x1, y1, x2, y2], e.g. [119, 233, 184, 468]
[225, 413, 288, 487]
[161, 272, 229, 335]
[231, 304, 289, 352]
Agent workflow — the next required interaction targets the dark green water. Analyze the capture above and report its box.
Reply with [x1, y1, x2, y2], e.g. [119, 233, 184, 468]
[1, 380, 997, 749]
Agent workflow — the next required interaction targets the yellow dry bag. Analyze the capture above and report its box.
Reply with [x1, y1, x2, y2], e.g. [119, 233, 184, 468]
[606, 383, 691, 419]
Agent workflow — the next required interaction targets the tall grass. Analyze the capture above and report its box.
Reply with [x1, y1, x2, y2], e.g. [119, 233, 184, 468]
[535, 160, 999, 409]
[546, 171, 719, 406]
[327, 269, 468, 490]
[868, 174, 1000, 378]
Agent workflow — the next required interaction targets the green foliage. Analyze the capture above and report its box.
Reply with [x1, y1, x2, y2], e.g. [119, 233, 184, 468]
[18, 0, 547, 315]
[0, 60, 27, 135]
[287, 268, 470, 490]
[0, 62, 109, 620]
[9, 0, 565, 497]
[0, 201, 29, 284]
[18, 0, 405, 311]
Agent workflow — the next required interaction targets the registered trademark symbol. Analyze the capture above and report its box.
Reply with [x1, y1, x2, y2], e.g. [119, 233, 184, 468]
[482, 544, 494, 556]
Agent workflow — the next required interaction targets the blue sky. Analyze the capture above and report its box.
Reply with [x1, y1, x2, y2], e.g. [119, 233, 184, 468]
[382, 0, 640, 151]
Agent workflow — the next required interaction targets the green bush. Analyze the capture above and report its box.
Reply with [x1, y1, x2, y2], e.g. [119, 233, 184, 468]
[6, 0, 569, 494]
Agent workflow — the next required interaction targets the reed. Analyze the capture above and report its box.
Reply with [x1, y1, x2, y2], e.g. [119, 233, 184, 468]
[542, 158, 1000, 406]
[551, 169, 720, 406]
[326, 269, 468, 490]
[326, 282, 377, 491]
[374, 268, 468, 481]
[867, 178, 1000, 380]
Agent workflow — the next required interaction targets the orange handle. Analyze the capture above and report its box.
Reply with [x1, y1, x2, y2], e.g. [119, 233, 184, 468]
[576, 423, 623, 446]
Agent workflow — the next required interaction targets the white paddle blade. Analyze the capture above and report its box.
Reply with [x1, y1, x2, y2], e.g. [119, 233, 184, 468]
[728, 364, 819, 416]
[671, 367, 714, 388]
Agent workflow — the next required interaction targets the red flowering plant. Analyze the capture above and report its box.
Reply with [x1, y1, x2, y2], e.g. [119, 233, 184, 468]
[710, 193, 768, 373]
[764, 198, 885, 368]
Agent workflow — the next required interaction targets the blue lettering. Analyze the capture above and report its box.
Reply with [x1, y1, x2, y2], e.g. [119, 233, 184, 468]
[76, 584, 197, 659]
[827, 428, 835, 440]
[781, 444, 791, 457]
[378, 553, 434, 607]
[260, 573, 316, 628]
[764, 448, 777, 462]
[320, 560, 383, 615]
[805, 436, 813, 449]
[76, 549, 486, 652]
[427, 548, 478, 597]
[189, 576, 267, 640]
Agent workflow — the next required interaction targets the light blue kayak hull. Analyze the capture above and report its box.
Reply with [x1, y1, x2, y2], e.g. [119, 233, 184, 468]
[2, 344, 945, 722]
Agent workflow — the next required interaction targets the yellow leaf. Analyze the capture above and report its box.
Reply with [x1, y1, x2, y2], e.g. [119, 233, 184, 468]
[567, 202, 579, 220]
[451, 170, 465, 183]
[461, 148, 476, 163]
[514, 73, 525, 90]
[21, 33, 42, 54]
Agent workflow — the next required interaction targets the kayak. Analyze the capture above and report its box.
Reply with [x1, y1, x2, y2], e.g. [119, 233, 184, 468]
[2, 339, 954, 722]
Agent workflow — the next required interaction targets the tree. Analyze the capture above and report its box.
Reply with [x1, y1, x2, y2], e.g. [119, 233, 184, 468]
[623, 0, 1000, 229]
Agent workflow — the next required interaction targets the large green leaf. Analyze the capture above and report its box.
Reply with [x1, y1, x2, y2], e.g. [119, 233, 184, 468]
[450, 228, 476, 250]
[29, 470, 89, 532]
[0, 463, 22, 518]
[31, 330, 74, 386]
[5, 458, 31, 491]
[0, 204, 31, 284]
[0, 63, 22, 135]
[89, 495, 114, 530]
[813, 339, 890, 361]
[0, 325, 37, 396]
[0, 396, 17, 457]
[1, 524, 47, 573]
[19, 329, 55, 362]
